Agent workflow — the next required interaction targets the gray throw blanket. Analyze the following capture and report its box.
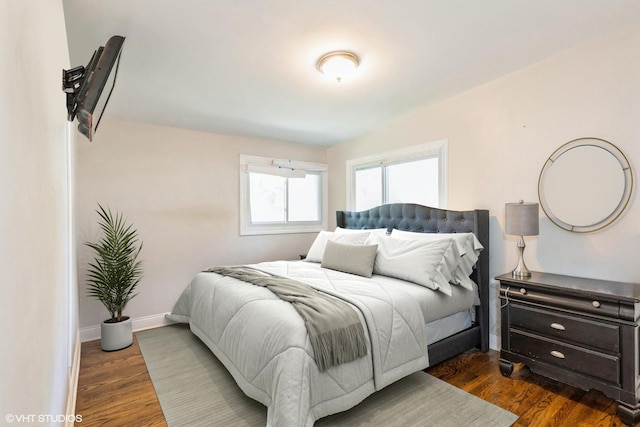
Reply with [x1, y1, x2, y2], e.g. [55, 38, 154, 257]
[206, 266, 368, 371]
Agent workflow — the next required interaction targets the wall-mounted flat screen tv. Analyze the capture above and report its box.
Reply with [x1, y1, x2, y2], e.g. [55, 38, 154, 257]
[63, 35, 125, 141]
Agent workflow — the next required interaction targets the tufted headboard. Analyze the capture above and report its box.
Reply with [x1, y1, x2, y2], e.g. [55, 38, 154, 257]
[336, 203, 490, 354]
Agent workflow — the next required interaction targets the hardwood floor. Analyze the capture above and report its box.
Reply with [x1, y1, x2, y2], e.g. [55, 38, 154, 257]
[76, 331, 625, 426]
[426, 350, 623, 427]
[75, 335, 166, 427]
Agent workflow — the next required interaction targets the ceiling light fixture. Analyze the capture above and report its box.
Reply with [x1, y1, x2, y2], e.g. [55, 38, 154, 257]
[317, 51, 359, 82]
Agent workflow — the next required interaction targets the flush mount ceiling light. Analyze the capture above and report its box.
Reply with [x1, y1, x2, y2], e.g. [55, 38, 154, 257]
[317, 51, 359, 82]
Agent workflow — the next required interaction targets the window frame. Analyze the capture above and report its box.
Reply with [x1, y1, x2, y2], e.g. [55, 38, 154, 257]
[346, 140, 448, 211]
[240, 154, 328, 235]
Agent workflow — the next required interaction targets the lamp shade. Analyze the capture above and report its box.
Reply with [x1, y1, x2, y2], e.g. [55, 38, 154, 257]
[505, 202, 539, 236]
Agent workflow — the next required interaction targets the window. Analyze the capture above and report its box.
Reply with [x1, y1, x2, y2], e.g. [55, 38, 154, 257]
[240, 155, 328, 235]
[248, 172, 321, 223]
[347, 140, 447, 211]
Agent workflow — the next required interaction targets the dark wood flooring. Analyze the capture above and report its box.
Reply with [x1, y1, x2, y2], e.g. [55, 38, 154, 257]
[75, 331, 625, 426]
[75, 335, 166, 427]
[427, 350, 623, 426]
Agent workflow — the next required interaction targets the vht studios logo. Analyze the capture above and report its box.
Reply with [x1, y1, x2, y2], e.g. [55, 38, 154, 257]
[5, 414, 83, 423]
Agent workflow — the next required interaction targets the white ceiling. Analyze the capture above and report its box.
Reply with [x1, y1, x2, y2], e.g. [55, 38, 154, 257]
[63, 0, 640, 146]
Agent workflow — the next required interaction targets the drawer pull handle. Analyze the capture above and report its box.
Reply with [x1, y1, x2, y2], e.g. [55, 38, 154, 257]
[550, 350, 565, 359]
[592, 301, 601, 308]
[550, 323, 566, 331]
[519, 288, 527, 295]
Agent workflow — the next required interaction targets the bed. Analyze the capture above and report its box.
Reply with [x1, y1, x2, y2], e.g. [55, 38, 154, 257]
[168, 203, 490, 427]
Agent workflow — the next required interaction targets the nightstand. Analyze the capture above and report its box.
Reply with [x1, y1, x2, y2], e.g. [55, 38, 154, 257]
[497, 272, 640, 426]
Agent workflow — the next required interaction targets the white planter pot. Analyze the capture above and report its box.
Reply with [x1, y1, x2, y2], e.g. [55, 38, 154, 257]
[101, 317, 133, 351]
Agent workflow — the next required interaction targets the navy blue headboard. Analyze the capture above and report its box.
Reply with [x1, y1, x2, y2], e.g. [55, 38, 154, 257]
[336, 203, 483, 234]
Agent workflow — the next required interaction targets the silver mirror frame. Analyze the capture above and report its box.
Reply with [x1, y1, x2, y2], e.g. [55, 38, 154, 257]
[538, 137, 633, 233]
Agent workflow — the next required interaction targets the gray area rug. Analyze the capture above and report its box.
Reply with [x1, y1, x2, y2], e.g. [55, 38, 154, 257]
[137, 324, 517, 426]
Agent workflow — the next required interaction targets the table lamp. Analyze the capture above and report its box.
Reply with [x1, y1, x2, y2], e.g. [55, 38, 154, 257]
[505, 201, 539, 278]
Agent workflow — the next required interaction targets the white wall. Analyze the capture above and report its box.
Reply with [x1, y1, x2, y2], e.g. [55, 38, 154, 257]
[327, 25, 640, 349]
[76, 119, 326, 330]
[0, 0, 79, 423]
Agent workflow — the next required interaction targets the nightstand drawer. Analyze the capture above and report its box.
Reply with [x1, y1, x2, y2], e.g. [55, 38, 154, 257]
[501, 284, 619, 318]
[510, 304, 619, 352]
[510, 330, 620, 384]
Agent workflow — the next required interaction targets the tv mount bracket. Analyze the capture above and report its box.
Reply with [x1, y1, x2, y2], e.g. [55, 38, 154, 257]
[62, 65, 86, 121]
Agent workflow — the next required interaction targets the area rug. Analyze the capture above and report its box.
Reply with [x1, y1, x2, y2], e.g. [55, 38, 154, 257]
[137, 324, 518, 426]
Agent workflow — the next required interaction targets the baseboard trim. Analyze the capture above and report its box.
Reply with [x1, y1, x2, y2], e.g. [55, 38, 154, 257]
[80, 312, 175, 343]
[66, 330, 81, 426]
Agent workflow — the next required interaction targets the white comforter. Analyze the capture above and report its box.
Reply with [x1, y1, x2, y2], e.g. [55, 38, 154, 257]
[168, 261, 429, 426]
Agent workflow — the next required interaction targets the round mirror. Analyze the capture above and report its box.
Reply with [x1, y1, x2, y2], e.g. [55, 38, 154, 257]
[538, 138, 633, 233]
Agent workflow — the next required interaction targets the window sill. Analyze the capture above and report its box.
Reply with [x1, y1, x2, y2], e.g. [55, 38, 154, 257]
[240, 224, 323, 236]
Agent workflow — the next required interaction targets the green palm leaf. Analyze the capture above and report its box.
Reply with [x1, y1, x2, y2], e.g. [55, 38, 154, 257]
[86, 204, 143, 322]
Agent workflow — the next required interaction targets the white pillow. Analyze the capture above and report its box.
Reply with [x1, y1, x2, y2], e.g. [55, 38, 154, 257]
[390, 229, 482, 257]
[305, 229, 371, 263]
[334, 227, 366, 234]
[368, 234, 459, 296]
[306, 231, 334, 263]
[336, 226, 388, 237]
[366, 228, 391, 238]
[390, 230, 483, 290]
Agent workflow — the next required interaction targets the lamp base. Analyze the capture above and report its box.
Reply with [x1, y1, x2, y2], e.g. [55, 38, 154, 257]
[512, 266, 532, 278]
[512, 236, 532, 278]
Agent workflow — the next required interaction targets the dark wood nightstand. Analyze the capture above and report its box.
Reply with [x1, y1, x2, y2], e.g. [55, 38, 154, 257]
[497, 271, 640, 426]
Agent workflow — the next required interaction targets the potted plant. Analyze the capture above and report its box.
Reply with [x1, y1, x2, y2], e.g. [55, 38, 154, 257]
[86, 204, 143, 351]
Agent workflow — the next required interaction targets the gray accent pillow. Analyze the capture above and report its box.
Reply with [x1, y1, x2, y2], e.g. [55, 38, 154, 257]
[321, 240, 378, 278]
